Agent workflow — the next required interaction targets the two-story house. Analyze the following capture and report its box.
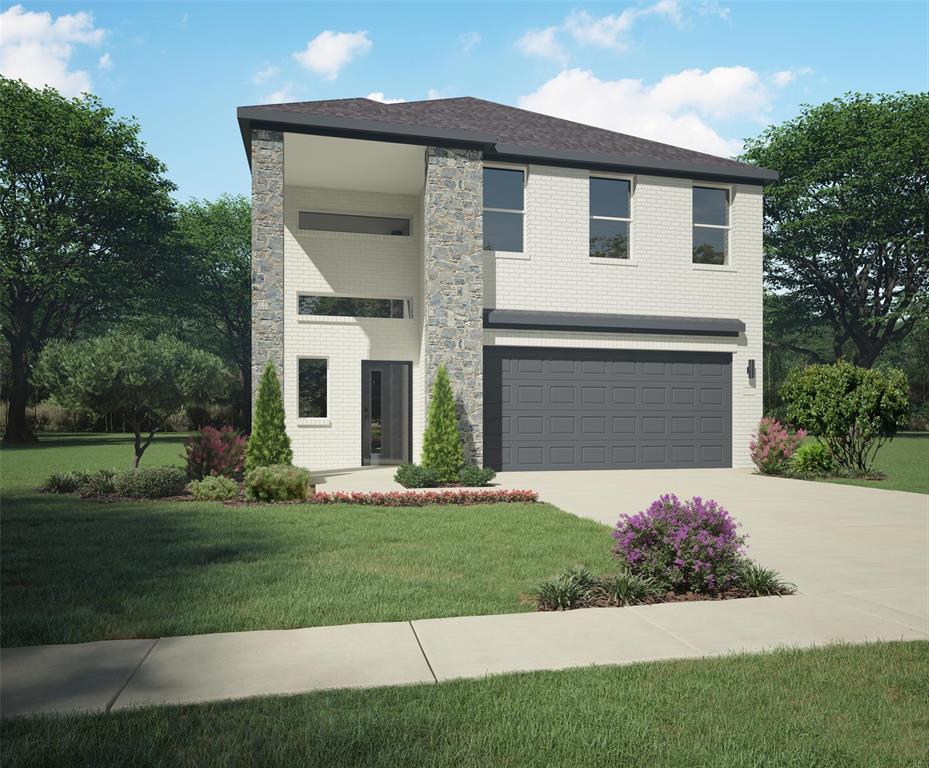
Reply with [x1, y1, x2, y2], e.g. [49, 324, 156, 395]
[237, 96, 777, 473]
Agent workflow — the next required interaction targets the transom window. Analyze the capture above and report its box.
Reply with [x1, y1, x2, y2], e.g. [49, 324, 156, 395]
[589, 177, 632, 259]
[692, 186, 729, 265]
[298, 358, 327, 418]
[298, 295, 408, 319]
[483, 167, 524, 252]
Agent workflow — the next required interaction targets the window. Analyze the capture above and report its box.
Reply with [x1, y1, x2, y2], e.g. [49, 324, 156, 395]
[589, 177, 631, 259]
[692, 186, 729, 265]
[298, 359, 327, 418]
[298, 295, 407, 319]
[483, 167, 524, 252]
[298, 212, 410, 237]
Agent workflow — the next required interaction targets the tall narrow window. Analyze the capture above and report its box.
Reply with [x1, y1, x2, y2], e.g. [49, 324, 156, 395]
[483, 167, 524, 252]
[298, 359, 327, 418]
[589, 177, 631, 259]
[692, 186, 729, 265]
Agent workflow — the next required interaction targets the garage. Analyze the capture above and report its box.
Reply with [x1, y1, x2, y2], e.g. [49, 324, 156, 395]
[483, 347, 732, 471]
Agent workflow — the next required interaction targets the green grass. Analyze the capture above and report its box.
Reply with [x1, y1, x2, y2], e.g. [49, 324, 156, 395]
[0, 434, 613, 647]
[4, 642, 927, 768]
[808, 433, 929, 495]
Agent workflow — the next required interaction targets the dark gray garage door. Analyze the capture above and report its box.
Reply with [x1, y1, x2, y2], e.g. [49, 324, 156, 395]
[484, 347, 731, 471]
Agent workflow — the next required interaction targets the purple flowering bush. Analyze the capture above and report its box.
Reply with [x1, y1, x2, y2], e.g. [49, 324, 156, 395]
[612, 494, 747, 594]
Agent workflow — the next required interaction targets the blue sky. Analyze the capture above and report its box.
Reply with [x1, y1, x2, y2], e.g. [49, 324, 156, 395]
[2, 1, 927, 200]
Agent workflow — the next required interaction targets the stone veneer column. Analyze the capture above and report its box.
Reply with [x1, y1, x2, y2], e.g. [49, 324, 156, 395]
[250, 128, 284, 404]
[422, 146, 484, 464]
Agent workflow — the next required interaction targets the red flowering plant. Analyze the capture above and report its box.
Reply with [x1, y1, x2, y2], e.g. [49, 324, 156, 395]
[184, 426, 246, 480]
[749, 417, 806, 475]
[307, 489, 538, 507]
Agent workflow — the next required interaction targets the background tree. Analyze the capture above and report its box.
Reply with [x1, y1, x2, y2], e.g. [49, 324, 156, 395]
[33, 333, 227, 466]
[421, 365, 463, 482]
[245, 362, 292, 472]
[170, 195, 251, 428]
[0, 78, 176, 443]
[742, 92, 929, 368]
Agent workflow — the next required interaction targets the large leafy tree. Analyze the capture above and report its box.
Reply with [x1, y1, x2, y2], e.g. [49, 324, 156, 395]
[171, 195, 251, 428]
[0, 78, 176, 442]
[33, 333, 227, 466]
[742, 92, 929, 368]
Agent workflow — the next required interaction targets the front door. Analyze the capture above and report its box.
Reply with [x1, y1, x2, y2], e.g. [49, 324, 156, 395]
[361, 361, 411, 465]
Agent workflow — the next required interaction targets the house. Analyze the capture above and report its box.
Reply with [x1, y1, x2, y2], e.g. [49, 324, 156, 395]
[236, 96, 777, 472]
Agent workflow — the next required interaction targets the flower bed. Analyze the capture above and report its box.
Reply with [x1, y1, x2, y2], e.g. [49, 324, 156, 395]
[306, 489, 538, 506]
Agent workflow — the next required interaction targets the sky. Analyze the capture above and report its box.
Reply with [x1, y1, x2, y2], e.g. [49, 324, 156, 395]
[2, 1, 927, 201]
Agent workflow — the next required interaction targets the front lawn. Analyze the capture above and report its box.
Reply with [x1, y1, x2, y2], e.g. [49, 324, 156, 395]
[4, 642, 927, 767]
[812, 432, 929, 495]
[1, 434, 612, 647]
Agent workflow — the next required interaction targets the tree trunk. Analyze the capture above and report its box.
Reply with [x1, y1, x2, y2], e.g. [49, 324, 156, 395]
[240, 359, 252, 432]
[2, 339, 37, 443]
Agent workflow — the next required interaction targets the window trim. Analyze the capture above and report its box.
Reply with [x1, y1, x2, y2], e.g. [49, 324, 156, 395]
[588, 172, 635, 263]
[482, 162, 527, 257]
[691, 182, 733, 268]
[295, 207, 415, 239]
[295, 293, 414, 322]
[296, 355, 329, 425]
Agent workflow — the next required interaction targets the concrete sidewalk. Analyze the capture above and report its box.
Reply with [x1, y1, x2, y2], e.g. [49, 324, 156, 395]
[3, 591, 926, 718]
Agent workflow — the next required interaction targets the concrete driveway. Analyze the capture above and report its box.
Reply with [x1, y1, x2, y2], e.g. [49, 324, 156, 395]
[317, 465, 929, 629]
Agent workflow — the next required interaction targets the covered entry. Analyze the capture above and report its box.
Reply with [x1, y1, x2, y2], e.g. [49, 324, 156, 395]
[484, 347, 732, 471]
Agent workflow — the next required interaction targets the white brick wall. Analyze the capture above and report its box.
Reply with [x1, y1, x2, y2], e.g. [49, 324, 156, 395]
[283, 185, 424, 471]
[485, 166, 763, 467]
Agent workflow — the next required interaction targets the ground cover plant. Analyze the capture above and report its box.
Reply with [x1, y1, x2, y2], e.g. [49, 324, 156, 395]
[3, 642, 926, 768]
[1, 434, 608, 647]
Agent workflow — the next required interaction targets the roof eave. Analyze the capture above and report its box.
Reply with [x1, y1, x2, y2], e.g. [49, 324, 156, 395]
[236, 106, 778, 184]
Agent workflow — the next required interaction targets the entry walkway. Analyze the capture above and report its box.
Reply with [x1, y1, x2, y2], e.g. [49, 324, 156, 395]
[3, 590, 926, 718]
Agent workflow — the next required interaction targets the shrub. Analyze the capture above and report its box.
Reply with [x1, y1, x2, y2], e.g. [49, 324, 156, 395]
[612, 494, 747, 594]
[77, 469, 118, 497]
[459, 465, 496, 487]
[245, 464, 311, 502]
[749, 417, 805, 475]
[187, 475, 239, 501]
[594, 569, 663, 606]
[791, 440, 836, 476]
[532, 566, 598, 611]
[113, 466, 188, 498]
[736, 561, 796, 597]
[307, 489, 539, 506]
[394, 464, 439, 489]
[245, 362, 292, 473]
[39, 470, 91, 493]
[421, 365, 463, 483]
[184, 426, 246, 480]
[781, 360, 909, 473]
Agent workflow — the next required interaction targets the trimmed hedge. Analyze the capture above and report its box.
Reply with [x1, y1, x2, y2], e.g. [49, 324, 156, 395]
[245, 464, 311, 502]
[113, 466, 188, 499]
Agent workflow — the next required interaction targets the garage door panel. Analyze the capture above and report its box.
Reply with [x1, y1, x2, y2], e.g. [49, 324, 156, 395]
[484, 347, 731, 471]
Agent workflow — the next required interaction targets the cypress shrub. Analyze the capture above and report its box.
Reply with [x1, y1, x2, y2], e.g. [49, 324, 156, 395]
[245, 362, 293, 472]
[421, 365, 463, 483]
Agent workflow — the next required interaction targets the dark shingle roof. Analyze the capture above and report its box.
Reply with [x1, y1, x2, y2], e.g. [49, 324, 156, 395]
[237, 96, 776, 183]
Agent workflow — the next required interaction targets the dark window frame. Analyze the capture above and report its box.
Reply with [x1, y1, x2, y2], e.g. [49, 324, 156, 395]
[482, 166, 525, 253]
[589, 175, 633, 260]
[297, 357, 328, 419]
[692, 185, 730, 266]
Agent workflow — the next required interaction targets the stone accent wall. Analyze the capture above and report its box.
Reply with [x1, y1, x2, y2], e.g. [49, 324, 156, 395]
[422, 147, 484, 463]
[251, 128, 285, 402]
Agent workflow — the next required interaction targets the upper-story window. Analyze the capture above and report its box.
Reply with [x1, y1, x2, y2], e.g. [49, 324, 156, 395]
[589, 177, 631, 259]
[692, 186, 729, 265]
[298, 295, 408, 319]
[483, 167, 524, 252]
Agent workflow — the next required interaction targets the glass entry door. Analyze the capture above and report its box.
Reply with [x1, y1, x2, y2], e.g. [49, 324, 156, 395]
[361, 361, 411, 465]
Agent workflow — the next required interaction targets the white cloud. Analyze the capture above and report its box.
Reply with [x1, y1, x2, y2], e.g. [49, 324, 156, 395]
[293, 30, 371, 80]
[264, 83, 298, 103]
[0, 4, 106, 96]
[565, 1, 681, 52]
[459, 31, 481, 52]
[519, 67, 771, 157]
[367, 91, 405, 104]
[698, 0, 731, 19]
[426, 88, 448, 100]
[771, 67, 813, 87]
[251, 64, 280, 84]
[97, 52, 112, 71]
[517, 26, 568, 65]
